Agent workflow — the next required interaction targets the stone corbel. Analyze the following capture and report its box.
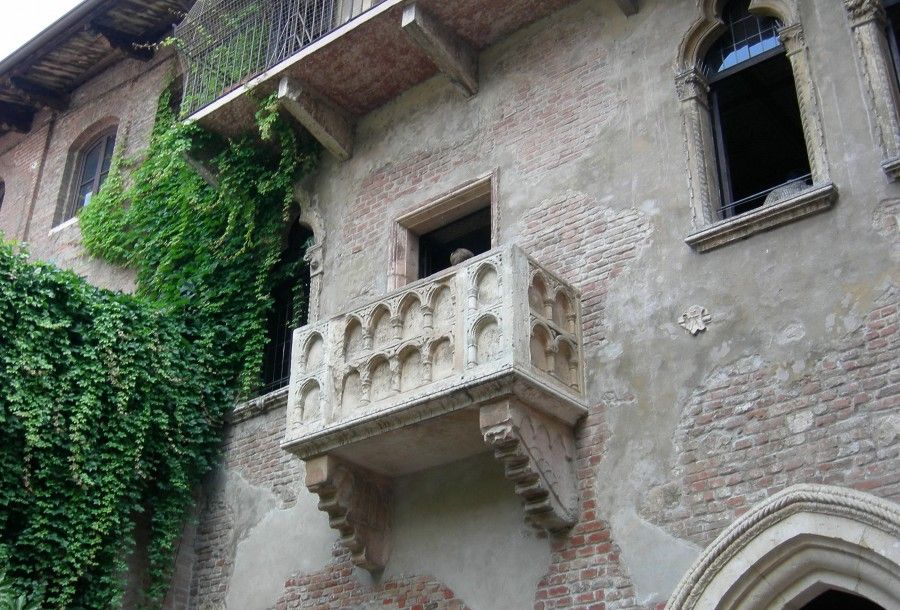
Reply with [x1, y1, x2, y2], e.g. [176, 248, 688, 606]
[277, 77, 354, 161]
[401, 3, 478, 97]
[480, 399, 578, 533]
[613, 0, 639, 16]
[304, 455, 392, 571]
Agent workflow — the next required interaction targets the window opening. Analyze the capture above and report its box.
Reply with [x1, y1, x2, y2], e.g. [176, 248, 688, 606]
[704, 0, 810, 218]
[0, 181, 5, 213]
[65, 129, 116, 222]
[799, 590, 885, 610]
[259, 220, 314, 395]
[418, 207, 491, 279]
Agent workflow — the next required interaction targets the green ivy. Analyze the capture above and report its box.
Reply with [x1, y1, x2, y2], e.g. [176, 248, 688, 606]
[0, 88, 318, 608]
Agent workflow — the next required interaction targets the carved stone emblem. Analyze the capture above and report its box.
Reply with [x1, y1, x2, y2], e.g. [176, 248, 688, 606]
[679, 306, 712, 335]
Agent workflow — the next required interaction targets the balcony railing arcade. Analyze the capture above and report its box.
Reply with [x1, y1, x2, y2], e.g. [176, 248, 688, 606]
[282, 245, 588, 570]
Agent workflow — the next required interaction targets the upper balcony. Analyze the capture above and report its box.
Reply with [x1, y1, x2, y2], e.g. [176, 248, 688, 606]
[281, 245, 588, 569]
[176, 0, 639, 153]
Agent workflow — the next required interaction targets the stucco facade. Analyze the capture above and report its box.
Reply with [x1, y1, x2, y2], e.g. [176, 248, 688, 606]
[0, 0, 898, 609]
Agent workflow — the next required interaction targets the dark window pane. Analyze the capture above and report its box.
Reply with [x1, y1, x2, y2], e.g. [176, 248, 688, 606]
[77, 181, 94, 208]
[712, 52, 811, 216]
[80, 143, 102, 186]
[101, 135, 116, 173]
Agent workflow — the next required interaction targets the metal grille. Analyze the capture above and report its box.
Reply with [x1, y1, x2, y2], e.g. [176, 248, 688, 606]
[704, 0, 782, 79]
[176, 0, 373, 117]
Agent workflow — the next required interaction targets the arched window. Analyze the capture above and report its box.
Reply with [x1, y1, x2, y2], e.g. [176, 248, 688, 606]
[259, 220, 314, 394]
[677, 0, 836, 251]
[704, 0, 810, 218]
[62, 127, 117, 222]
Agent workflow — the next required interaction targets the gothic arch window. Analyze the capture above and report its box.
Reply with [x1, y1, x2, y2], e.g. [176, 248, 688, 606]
[844, 0, 900, 179]
[677, 0, 837, 251]
[259, 219, 315, 395]
[60, 126, 117, 224]
[667, 485, 900, 610]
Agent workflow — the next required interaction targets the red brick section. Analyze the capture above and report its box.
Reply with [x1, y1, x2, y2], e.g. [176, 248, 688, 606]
[518, 194, 650, 610]
[343, 12, 617, 258]
[644, 291, 900, 546]
[275, 545, 468, 609]
[189, 407, 308, 606]
[518, 192, 651, 348]
[533, 409, 640, 610]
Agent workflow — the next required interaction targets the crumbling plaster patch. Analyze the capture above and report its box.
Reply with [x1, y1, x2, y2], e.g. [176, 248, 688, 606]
[385, 453, 550, 610]
[219, 469, 335, 610]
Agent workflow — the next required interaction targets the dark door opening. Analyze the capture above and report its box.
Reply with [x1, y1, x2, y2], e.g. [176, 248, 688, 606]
[799, 589, 885, 610]
[260, 220, 314, 395]
[418, 207, 491, 279]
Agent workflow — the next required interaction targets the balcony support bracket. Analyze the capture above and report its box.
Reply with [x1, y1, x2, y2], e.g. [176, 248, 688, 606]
[613, 0, 639, 16]
[480, 398, 579, 534]
[278, 77, 354, 161]
[401, 3, 479, 97]
[304, 455, 392, 571]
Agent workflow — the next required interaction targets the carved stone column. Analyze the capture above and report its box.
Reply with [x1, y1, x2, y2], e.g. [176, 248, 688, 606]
[780, 23, 831, 185]
[304, 243, 324, 322]
[844, 0, 900, 179]
[676, 68, 721, 228]
[304, 455, 392, 570]
[480, 399, 578, 533]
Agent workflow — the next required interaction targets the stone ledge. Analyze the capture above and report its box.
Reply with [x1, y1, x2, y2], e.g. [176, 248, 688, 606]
[882, 156, 900, 182]
[685, 183, 838, 252]
[229, 386, 289, 423]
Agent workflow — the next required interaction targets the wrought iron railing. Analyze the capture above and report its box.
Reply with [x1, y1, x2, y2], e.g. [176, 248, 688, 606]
[176, 0, 376, 117]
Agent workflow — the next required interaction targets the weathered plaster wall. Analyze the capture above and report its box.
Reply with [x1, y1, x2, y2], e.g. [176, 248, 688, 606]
[274, 0, 897, 607]
[1, 0, 896, 608]
[0, 51, 178, 292]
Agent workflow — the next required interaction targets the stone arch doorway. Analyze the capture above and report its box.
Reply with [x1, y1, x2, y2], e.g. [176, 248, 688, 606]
[666, 484, 900, 610]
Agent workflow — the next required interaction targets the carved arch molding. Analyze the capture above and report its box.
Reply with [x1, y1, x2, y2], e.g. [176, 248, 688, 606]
[667, 484, 900, 610]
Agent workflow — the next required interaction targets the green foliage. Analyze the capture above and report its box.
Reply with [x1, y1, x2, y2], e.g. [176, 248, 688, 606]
[80, 89, 317, 392]
[0, 570, 41, 610]
[0, 88, 318, 608]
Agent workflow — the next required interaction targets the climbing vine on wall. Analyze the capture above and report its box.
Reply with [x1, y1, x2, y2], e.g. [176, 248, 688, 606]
[0, 88, 318, 608]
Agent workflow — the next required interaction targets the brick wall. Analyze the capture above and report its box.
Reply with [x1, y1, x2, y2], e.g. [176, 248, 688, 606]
[0, 51, 177, 292]
[642, 290, 900, 546]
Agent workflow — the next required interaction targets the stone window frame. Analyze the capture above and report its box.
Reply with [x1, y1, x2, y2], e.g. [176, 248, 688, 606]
[54, 117, 120, 228]
[676, 0, 838, 252]
[844, 0, 900, 180]
[388, 170, 500, 290]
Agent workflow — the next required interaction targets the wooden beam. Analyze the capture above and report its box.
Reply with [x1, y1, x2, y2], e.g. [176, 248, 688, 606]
[613, 0, 639, 16]
[7, 77, 69, 112]
[277, 77, 354, 162]
[91, 21, 156, 60]
[0, 102, 36, 133]
[401, 3, 478, 97]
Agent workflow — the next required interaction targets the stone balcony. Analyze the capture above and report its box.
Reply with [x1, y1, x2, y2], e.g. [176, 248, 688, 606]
[183, 0, 639, 154]
[282, 245, 588, 569]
